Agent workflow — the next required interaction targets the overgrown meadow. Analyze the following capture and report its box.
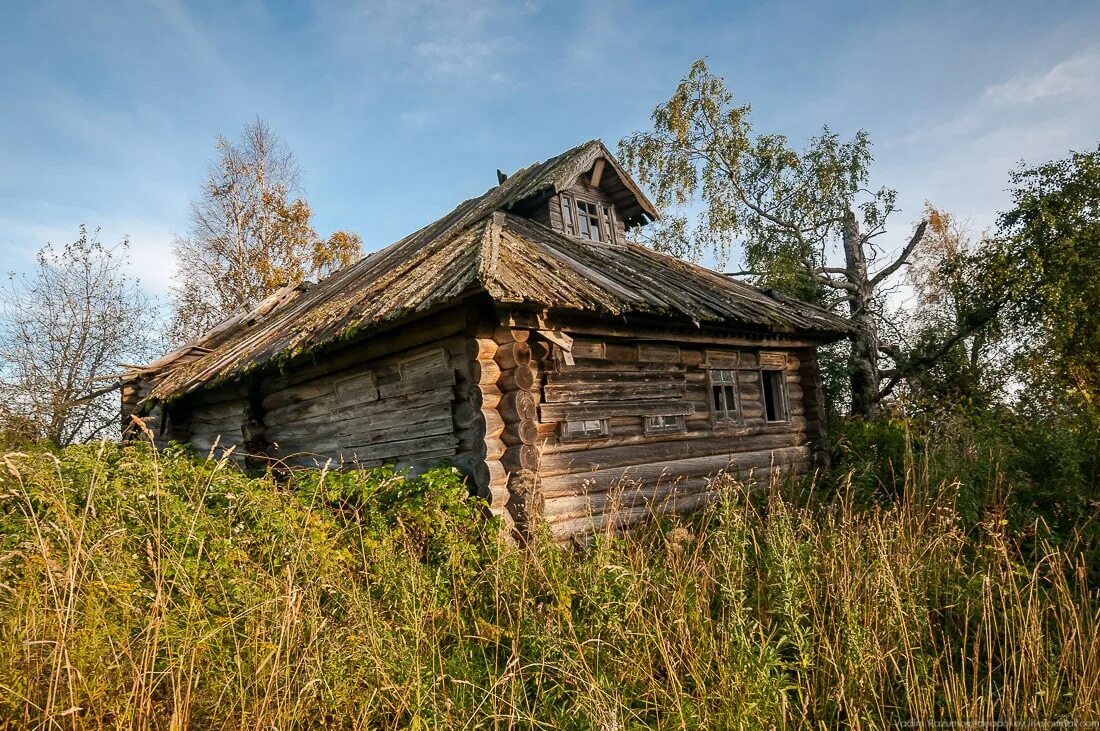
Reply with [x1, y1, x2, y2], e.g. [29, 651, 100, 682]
[0, 413, 1097, 729]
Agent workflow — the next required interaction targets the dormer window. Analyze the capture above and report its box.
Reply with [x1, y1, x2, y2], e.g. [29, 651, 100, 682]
[559, 192, 616, 244]
[577, 200, 602, 240]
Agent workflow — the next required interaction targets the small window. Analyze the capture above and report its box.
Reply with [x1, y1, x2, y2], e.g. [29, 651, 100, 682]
[560, 196, 576, 235]
[762, 370, 789, 422]
[645, 414, 685, 435]
[577, 200, 602, 241]
[601, 204, 616, 243]
[562, 418, 609, 439]
[709, 369, 740, 423]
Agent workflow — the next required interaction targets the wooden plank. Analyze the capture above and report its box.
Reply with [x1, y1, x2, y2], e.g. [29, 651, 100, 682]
[589, 157, 605, 187]
[705, 349, 740, 368]
[377, 370, 456, 399]
[334, 371, 377, 401]
[341, 435, 458, 461]
[636, 343, 680, 362]
[546, 470, 804, 539]
[540, 444, 810, 497]
[538, 400, 695, 423]
[399, 348, 449, 379]
[544, 368, 685, 385]
[542, 462, 804, 525]
[571, 340, 606, 359]
[760, 351, 787, 370]
[540, 429, 807, 477]
[338, 415, 454, 446]
[542, 381, 687, 403]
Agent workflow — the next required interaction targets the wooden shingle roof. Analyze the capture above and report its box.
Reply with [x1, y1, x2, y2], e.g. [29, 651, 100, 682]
[136, 140, 849, 402]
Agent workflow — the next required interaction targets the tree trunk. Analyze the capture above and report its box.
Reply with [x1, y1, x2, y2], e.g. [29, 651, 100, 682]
[842, 209, 880, 416]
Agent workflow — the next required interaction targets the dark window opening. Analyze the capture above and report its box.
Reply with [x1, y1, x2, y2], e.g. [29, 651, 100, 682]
[762, 370, 789, 422]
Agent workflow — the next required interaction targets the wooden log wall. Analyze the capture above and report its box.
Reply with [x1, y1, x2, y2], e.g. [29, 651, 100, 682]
[259, 338, 465, 470]
[175, 308, 471, 474]
[533, 335, 820, 538]
[177, 385, 249, 462]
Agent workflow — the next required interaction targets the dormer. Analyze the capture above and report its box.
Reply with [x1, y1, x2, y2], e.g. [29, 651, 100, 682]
[500, 140, 658, 243]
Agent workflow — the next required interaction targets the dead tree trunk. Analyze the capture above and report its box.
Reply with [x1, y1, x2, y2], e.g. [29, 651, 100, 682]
[841, 210, 880, 417]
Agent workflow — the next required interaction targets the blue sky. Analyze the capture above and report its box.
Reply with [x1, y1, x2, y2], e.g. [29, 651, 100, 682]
[2, 0, 1098, 294]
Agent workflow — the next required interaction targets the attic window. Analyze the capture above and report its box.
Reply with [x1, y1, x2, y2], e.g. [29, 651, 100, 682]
[559, 193, 616, 243]
[577, 200, 602, 241]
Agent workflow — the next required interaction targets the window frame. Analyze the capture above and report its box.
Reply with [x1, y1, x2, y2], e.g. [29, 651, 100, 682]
[760, 369, 790, 423]
[558, 192, 616, 244]
[707, 368, 741, 426]
[644, 414, 686, 435]
[560, 418, 610, 441]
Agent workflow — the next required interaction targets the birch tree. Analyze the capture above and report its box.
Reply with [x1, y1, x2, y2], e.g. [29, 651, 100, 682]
[620, 59, 995, 416]
[170, 118, 361, 343]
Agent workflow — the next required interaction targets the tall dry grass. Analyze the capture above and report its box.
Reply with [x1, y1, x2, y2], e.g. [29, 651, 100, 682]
[0, 433, 1097, 728]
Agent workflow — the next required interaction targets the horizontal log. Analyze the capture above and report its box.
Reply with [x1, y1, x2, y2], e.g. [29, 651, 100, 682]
[485, 436, 505, 462]
[341, 435, 458, 461]
[501, 444, 537, 473]
[540, 445, 810, 499]
[453, 401, 478, 429]
[546, 481, 756, 539]
[377, 371, 456, 399]
[544, 363, 685, 382]
[483, 408, 505, 439]
[337, 415, 453, 445]
[186, 386, 247, 406]
[542, 381, 686, 403]
[540, 430, 808, 478]
[499, 390, 536, 422]
[185, 399, 247, 422]
[470, 337, 498, 361]
[487, 459, 506, 486]
[494, 327, 530, 344]
[450, 452, 490, 488]
[264, 386, 455, 428]
[495, 341, 532, 370]
[538, 399, 695, 423]
[501, 420, 538, 446]
[546, 416, 808, 456]
[542, 467, 792, 525]
[471, 359, 501, 385]
[499, 365, 535, 392]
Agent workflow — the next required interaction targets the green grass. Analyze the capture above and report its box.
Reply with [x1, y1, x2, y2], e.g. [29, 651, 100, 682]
[0, 428, 1097, 729]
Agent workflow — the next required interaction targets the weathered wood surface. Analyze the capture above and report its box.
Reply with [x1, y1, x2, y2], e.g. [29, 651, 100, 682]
[543, 461, 804, 527]
[540, 444, 809, 500]
[525, 338, 825, 539]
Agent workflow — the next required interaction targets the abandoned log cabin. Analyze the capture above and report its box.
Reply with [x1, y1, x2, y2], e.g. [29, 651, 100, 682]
[122, 139, 850, 538]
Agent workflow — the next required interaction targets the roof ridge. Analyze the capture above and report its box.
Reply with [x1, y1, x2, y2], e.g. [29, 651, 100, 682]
[476, 212, 503, 289]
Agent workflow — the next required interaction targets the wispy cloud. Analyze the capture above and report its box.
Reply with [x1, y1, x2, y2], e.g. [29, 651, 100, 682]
[315, 0, 531, 86]
[983, 51, 1099, 105]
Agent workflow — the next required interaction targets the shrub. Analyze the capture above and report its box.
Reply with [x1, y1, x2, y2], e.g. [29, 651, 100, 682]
[0, 429, 1097, 728]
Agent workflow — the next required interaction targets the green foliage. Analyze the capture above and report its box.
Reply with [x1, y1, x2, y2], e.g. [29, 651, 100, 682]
[995, 145, 1100, 407]
[1, 435, 1097, 727]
